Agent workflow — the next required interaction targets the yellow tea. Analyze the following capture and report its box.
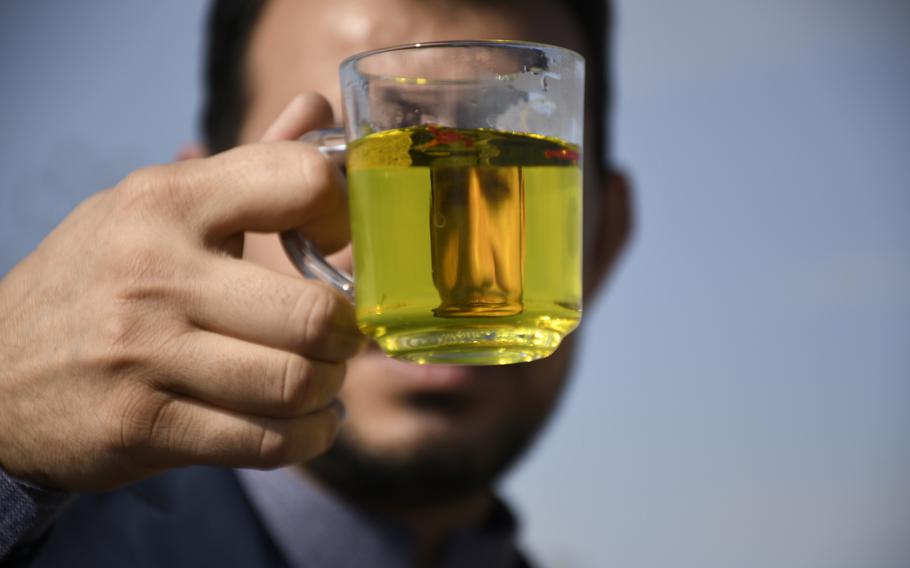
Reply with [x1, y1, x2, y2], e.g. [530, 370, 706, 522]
[347, 125, 582, 364]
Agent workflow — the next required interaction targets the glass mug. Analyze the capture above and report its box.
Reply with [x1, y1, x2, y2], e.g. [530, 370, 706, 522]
[281, 40, 584, 365]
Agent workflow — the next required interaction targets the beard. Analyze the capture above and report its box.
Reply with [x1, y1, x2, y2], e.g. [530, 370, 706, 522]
[304, 393, 553, 508]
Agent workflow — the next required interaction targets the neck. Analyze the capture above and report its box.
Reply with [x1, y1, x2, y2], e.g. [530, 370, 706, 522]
[376, 492, 494, 568]
[293, 467, 494, 566]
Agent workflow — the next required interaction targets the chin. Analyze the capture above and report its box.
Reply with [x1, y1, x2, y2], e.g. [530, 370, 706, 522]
[305, 344, 573, 505]
[305, 404, 539, 506]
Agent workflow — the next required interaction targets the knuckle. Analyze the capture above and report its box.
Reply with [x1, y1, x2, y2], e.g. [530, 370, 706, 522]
[99, 237, 197, 315]
[96, 309, 147, 367]
[278, 354, 312, 412]
[98, 240, 191, 326]
[290, 285, 341, 353]
[256, 427, 295, 468]
[117, 164, 195, 220]
[108, 383, 168, 454]
[119, 165, 168, 205]
[254, 407, 341, 468]
[84, 308, 150, 376]
[110, 239, 170, 285]
[96, 201, 185, 299]
[90, 291, 181, 371]
[297, 144, 337, 197]
[120, 165, 161, 194]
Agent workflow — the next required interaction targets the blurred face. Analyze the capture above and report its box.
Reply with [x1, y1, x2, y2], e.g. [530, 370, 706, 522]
[241, 0, 610, 504]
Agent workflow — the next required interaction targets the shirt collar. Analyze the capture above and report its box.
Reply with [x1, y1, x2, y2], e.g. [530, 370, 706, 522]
[235, 467, 520, 568]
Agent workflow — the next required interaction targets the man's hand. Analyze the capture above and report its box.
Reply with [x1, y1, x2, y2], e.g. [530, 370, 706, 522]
[0, 94, 365, 491]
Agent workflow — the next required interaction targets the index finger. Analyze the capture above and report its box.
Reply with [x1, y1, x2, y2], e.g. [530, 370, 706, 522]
[178, 141, 350, 253]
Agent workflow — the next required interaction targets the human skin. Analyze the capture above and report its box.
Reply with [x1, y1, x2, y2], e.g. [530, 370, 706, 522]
[238, 0, 631, 554]
[0, 115, 365, 491]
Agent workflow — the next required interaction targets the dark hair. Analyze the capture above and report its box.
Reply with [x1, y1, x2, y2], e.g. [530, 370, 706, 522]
[201, 0, 269, 154]
[201, 0, 611, 161]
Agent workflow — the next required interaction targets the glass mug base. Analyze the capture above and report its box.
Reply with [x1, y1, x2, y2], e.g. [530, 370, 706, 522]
[364, 314, 580, 365]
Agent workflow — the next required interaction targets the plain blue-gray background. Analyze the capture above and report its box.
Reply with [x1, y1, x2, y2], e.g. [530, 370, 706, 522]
[1, 1, 908, 567]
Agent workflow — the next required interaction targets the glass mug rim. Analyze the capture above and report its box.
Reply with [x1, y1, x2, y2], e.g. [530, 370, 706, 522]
[340, 39, 585, 84]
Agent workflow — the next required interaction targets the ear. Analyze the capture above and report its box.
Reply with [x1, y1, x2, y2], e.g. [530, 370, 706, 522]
[175, 142, 208, 161]
[585, 169, 634, 302]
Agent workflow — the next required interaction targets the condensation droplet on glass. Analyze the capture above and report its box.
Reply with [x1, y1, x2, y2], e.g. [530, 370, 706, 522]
[433, 212, 447, 228]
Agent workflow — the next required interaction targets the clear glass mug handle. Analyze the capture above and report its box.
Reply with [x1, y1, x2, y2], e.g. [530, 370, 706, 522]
[279, 127, 355, 302]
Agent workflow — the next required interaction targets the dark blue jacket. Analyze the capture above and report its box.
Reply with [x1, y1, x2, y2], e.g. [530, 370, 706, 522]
[5, 467, 534, 567]
[5, 467, 288, 567]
